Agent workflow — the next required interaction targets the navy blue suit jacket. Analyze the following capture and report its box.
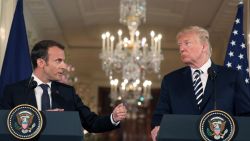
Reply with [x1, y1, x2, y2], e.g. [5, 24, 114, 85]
[151, 64, 250, 128]
[0, 79, 118, 133]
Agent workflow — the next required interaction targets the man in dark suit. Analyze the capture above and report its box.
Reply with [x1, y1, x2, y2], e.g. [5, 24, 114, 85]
[151, 26, 250, 141]
[0, 40, 127, 133]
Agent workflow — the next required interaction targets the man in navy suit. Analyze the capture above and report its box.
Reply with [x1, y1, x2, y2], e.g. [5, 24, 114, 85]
[151, 26, 250, 141]
[0, 40, 127, 133]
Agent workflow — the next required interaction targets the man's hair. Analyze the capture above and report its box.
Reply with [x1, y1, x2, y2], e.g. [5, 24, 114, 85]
[31, 40, 65, 68]
[176, 26, 212, 56]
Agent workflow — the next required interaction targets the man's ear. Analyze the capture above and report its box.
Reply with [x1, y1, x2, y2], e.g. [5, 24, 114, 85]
[202, 43, 208, 52]
[37, 58, 45, 68]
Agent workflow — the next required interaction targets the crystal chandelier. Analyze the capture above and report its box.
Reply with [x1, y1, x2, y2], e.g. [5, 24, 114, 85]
[100, 0, 163, 110]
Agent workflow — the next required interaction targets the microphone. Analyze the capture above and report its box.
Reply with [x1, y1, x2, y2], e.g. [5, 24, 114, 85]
[207, 67, 216, 80]
[27, 77, 38, 89]
[207, 67, 217, 109]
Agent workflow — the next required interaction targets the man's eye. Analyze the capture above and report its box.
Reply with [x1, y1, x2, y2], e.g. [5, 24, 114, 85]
[55, 59, 62, 63]
[185, 42, 192, 46]
[177, 42, 191, 47]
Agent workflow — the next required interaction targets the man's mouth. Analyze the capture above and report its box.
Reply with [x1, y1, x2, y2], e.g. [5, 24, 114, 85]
[58, 72, 64, 75]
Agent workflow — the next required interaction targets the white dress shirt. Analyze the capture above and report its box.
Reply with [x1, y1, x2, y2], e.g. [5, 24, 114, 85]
[32, 74, 52, 111]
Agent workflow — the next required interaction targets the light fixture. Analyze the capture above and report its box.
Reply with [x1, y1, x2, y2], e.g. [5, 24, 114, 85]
[100, 0, 163, 115]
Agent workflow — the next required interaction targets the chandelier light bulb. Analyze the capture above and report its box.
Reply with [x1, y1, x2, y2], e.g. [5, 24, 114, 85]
[106, 32, 110, 37]
[124, 79, 128, 84]
[150, 31, 155, 37]
[158, 34, 162, 40]
[118, 29, 123, 36]
[118, 96, 122, 100]
[135, 79, 140, 85]
[137, 101, 142, 106]
[123, 37, 129, 44]
[110, 36, 115, 41]
[143, 80, 152, 87]
[101, 33, 106, 39]
[109, 76, 113, 80]
[118, 30, 123, 43]
[135, 30, 140, 36]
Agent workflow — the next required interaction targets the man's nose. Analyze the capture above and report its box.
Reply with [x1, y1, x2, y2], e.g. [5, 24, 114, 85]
[179, 45, 184, 52]
[61, 62, 68, 69]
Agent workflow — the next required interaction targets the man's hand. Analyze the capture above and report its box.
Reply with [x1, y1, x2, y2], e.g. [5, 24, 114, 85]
[151, 126, 160, 141]
[112, 103, 127, 122]
[46, 108, 64, 112]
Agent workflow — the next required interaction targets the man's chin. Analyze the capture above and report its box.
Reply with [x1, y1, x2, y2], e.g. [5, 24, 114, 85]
[57, 76, 63, 81]
[181, 58, 190, 64]
[50, 76, 61, 82]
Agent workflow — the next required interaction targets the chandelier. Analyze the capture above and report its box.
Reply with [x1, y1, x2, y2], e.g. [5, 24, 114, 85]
[100, 0, 163, 113]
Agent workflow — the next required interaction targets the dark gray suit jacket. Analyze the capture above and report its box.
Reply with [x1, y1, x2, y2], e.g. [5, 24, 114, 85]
[0, 79, 118, 133]
[151, 64, 250, 128]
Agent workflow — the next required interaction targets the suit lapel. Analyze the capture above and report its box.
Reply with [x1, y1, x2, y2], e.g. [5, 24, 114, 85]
[51, 81, 62, 109]
[199, 63, 218, 112]
[28, 90, 37, 108]
[182, 67, 200, 112]
[23, 79, 38, 108]
[199, 76, 213, 111]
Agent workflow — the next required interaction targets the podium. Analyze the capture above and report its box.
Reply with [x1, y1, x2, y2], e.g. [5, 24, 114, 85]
[0, 110, 83, 141]
[157, 114, 250, 141]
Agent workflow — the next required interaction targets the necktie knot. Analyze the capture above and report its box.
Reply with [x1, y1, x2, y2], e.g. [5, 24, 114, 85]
[194, 69, 201, 76]
[40, 84, 49, 90]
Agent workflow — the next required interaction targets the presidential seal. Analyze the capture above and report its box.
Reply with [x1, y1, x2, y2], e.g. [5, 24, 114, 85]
[199, 110, 236, 141]
[7, 104, 43, 140]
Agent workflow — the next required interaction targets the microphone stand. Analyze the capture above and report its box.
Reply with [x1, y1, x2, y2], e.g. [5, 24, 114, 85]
[208, 67, 217, 110]
[212, 75, 217, 110]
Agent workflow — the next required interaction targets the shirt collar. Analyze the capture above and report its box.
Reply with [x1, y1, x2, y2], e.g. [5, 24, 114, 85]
[190, 59, 211, 75]
[32, 74, 52, 88]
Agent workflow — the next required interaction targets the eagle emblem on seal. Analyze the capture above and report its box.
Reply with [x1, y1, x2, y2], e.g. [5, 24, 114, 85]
[207, 117, 228, 140]
[16, 111, 36, 133]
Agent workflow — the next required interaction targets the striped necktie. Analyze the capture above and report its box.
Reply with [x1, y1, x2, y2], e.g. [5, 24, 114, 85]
[193, 70, 204, 108]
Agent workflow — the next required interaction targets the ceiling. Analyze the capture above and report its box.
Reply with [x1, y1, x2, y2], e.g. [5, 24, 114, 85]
[23, 0, 240, 86]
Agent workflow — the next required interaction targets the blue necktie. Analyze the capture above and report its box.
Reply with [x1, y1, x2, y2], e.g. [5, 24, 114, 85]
[193, 70, 204, 108]
[40, 84, 50, 111]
